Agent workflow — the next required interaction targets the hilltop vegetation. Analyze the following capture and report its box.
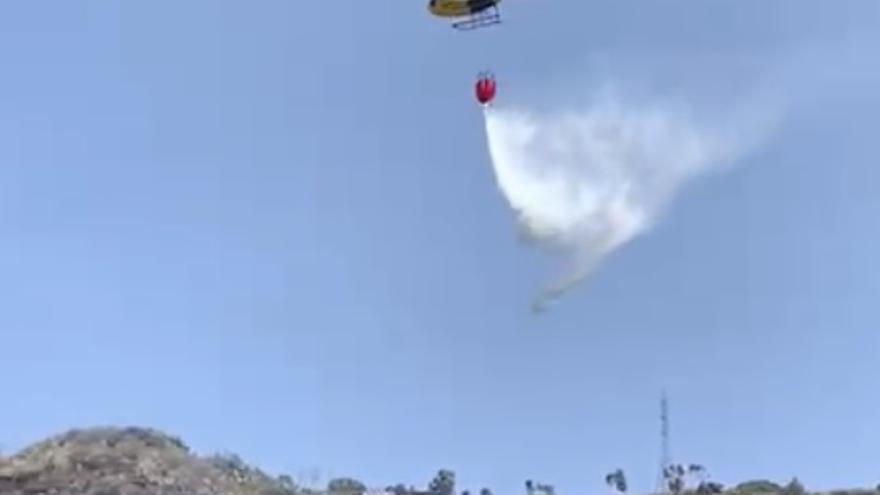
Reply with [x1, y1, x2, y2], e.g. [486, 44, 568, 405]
[0, 427, 296, 495]
[0, 427, 876, 495]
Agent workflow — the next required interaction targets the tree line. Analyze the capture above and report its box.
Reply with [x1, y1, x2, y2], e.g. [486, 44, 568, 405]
[318, 466, 877, 495]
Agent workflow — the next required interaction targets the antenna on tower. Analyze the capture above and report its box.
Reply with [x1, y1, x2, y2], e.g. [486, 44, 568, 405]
[654, 391, 671, 495]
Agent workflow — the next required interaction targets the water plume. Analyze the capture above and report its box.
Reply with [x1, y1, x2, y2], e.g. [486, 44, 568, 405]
[482, 85, 777, 312]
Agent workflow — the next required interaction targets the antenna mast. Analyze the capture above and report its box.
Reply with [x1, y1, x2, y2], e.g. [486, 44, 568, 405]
[654, 392, 671, 495]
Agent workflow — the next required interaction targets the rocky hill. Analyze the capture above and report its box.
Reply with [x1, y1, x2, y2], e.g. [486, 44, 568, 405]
[0, 427, 298, 495]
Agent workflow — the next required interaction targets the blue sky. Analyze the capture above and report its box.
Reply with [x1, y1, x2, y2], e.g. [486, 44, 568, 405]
[1, 1, 879, 495]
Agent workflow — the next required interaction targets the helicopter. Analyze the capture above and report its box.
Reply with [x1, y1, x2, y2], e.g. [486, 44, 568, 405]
[428, 0, 502, 30]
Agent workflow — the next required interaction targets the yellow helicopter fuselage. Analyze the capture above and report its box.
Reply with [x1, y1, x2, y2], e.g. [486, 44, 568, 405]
[428, 0, 501, 18]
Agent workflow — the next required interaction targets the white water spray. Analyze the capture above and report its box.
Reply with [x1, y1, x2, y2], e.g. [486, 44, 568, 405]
[483, 86, 777, 312]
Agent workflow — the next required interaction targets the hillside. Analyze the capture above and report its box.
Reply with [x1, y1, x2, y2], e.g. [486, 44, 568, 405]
[0, 427, 876, 495]
[0, 427, 297, 495]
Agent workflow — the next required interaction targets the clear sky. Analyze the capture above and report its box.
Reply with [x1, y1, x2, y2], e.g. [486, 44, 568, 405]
[1, 1, 879, 495]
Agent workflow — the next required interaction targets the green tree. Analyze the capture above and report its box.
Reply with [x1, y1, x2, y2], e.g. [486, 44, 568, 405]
[697, 482, 724, 495]
[735, 481, 782, 494]
[524, 480, 554, 495]
[664, 463, 717, 494]
[538, 483, 555, 495]
[606, 469, 628, 493]
[328, 478, 367, 495]
[429, 470, 456, 495]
